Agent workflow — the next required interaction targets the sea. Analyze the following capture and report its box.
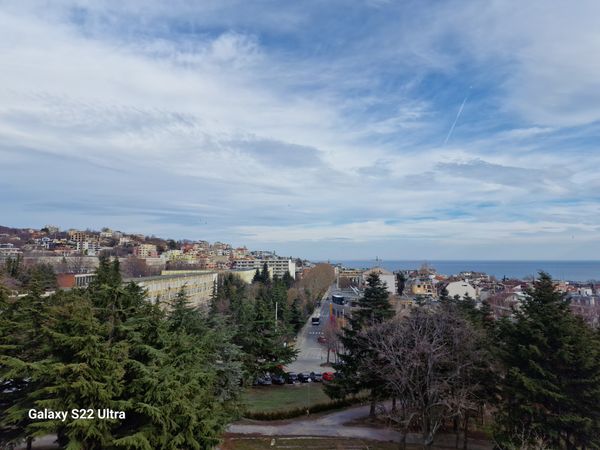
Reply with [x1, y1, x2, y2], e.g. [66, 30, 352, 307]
[331, 260, 600, 282]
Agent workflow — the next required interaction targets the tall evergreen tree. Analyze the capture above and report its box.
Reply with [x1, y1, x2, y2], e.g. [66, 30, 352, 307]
[495, 272, 600, 449]
[260, 262, 270, 285]
[281, 271, 295, 289]
[396, 272, 406, 296]
[252, 268, 261, 284]
[1, 256, 245, 449]
[32, 293, 127, 449]
[0, 287, 52, 448]
[439, 286, 450, 303]
[290, 298, 303, 333]
[327, 272, 394, 414]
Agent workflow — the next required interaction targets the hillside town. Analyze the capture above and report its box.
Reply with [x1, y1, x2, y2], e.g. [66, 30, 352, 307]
[0, 224, 308, 308]
[335, 264, 600, 327]
[2, 224, 599, 329]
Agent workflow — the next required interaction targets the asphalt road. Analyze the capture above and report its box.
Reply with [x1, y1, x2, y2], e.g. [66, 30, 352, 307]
[285, 284, 360, 374]
[285, 285, 336, 374]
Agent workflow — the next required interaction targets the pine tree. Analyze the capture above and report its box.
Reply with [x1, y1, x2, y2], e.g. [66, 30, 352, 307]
[495, 272, 600, 449]
[327, 272, 394, 414]
[1, 257, 246, 450]
[33, 293, 127, 449]
[252, 268, 261, 284]
[439, 286, 450, 304]
[260, 262, 270, 285]
[239, 288, 297, 377]
[352, 272, 394, 325]
[0, 288, 52, 447]
[282, 271, 295, 289]
[290, 298, 303, 333]
[396, 272, 406, 295]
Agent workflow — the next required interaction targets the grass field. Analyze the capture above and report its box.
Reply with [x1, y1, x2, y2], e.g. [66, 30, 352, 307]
[222, 436, 412, 450]
[242, 383, 332, 413]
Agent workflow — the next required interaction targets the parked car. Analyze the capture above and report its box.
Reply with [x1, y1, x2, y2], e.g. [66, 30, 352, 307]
[317, 335, 327, 344]
[271, 374, 286, 385]
[253, 374, 272, 386]
[297, 372, 312, 383]
[322, 372, 335, 382]
[310, 372, 323, 382]
[286, 372, 299, 384]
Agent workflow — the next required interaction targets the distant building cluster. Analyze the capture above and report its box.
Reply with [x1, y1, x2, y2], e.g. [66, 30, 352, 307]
[335, 263, 600, 327]
[0, 224, 307, 310]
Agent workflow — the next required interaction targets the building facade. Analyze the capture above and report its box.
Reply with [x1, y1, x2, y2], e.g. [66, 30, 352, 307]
[133, 243, 158, 258]
[233, 258, 296, 278]
[362, 267, 396, 295]
[445, 280, 478, 300]
[130, 272, 218, 309]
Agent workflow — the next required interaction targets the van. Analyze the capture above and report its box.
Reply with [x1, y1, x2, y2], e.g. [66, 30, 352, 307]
[311, 317, 320, 325]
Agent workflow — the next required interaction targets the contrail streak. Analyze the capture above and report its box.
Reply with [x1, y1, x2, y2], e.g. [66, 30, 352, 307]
[444, 93, 469, 145]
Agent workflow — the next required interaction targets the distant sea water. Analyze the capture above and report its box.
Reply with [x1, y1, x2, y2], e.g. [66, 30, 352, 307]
[331, 260, 600, 282]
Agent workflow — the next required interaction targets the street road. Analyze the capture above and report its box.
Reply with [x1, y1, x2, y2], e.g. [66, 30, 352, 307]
[286, 284, 360, 373]
[285, 285, 334, 373]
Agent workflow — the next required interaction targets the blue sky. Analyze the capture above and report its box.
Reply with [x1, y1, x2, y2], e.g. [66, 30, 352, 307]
[2, 0, 600, 260]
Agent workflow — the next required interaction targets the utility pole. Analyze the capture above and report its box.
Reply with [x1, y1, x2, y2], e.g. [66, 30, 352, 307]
[275, 301, 278, 328]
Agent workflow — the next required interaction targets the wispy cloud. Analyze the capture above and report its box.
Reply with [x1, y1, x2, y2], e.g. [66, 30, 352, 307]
[1, 1, 600, 259]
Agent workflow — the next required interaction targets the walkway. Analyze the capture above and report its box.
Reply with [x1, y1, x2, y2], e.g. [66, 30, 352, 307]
[228, 403, 492, 449]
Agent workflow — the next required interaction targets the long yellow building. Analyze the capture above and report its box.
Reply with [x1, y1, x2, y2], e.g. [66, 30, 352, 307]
[127, 272, 217, 309]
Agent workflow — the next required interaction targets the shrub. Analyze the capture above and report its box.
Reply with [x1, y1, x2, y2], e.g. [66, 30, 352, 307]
[243, 395, 367, 420]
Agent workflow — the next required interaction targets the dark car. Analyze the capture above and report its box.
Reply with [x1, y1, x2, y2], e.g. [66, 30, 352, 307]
[271, 374, 286, 385]
[322, 372, 335, 382]
[253, 374, 272, 386]
[297, 372, 312, 383]
[286, 372, 299, 384]
[310, 372, 323, 382]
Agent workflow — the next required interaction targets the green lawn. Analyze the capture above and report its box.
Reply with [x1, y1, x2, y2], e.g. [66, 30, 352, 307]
[242, 384, 332, 413]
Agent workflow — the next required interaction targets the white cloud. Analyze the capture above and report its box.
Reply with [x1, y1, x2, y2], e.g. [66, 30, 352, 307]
[1, 1, 600, 258]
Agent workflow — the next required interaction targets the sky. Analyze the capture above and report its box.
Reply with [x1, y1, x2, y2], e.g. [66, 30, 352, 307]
[2, 0, 600, 260]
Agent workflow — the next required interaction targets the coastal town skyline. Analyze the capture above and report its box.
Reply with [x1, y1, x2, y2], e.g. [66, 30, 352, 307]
[2, 223, 600, 285]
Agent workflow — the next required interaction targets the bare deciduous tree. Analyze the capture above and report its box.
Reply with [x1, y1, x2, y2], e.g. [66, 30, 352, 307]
[361, 306, 489, 449]
[121, 257, 158, 278]
[323, 318, 341, 364]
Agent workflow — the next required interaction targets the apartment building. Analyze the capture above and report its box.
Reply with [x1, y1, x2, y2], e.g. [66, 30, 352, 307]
[233, 258, 296, 278]
[362, 267, 396, 295]
[130, 272, 218, 309]
[133, 243, 158, 258]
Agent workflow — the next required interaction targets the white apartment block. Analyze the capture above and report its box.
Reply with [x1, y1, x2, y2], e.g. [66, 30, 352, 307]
[233, 258, 296, 278]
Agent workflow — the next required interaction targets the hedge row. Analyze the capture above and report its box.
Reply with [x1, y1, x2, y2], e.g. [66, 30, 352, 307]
[242, 395, 368, 421]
